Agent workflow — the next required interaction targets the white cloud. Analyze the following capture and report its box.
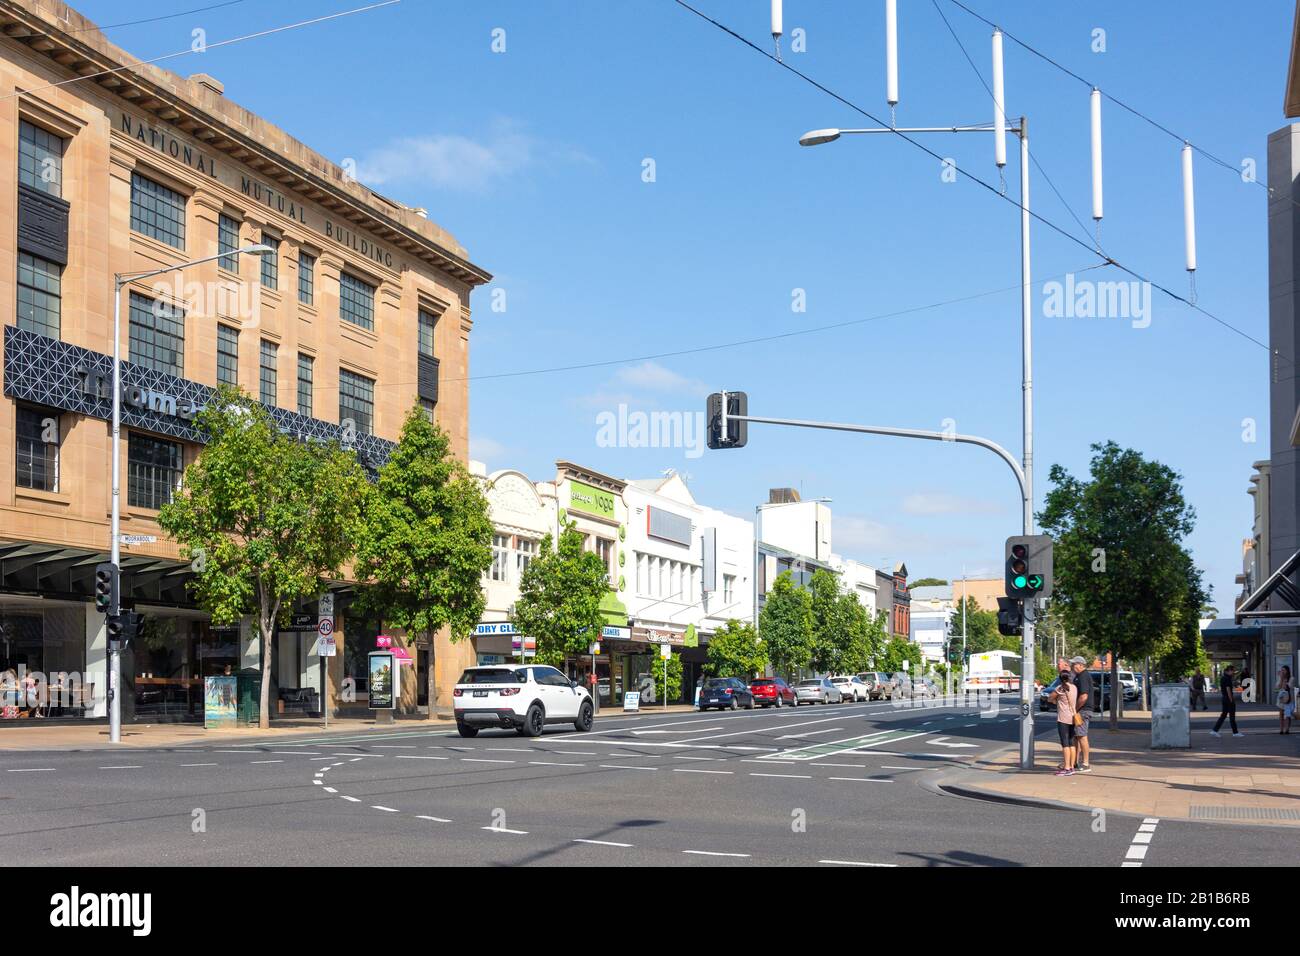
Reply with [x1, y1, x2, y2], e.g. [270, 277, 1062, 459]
[900, 492, 1005, 516]
[614, 361, 705, 394]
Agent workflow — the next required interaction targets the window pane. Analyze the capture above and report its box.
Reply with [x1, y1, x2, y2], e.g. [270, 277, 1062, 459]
[18, 120, 64, 197]
[128, 291, 185, 377]
[297, 353, 313, 417]
[260, 234, 279, 289]
[298, 252, 315, 305]
[130, 173, 186, 249]
[127, 433, 182, 509]
[218, 214, 240, 272]
[259, 339, 278, 406]
[16, 406, 58, 492]
[338, 368, 374, 436]
[339, 273, 375, 330]
[418, 309, 436, 357]
[16, 252, 61, 339]
[217, 324, 239, 386]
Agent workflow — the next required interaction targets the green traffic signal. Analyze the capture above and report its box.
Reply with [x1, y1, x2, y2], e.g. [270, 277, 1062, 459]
[1027, 574, 1044, 590]
[1014, 575, 1027, 589]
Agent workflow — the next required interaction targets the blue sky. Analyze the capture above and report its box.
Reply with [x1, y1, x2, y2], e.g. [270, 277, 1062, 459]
[76, 0, 1290, 608]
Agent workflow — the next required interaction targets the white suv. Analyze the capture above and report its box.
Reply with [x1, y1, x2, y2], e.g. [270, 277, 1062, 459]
[452, 664, 594, 738]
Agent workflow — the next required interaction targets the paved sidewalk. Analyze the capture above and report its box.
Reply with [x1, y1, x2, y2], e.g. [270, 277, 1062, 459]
[942, 703, 1300, 827]
[0, 702, 700, 751]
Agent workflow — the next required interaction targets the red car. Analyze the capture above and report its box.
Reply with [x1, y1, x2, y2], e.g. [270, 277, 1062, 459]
[749, 677, 797, 708]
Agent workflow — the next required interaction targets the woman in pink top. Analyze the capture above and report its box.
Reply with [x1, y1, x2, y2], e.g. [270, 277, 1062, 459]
[1048, 670, 1078, 777]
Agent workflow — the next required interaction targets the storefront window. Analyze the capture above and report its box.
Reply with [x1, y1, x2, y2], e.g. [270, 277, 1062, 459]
[0, 607, 88, 718]
[132, 615, 201, 721]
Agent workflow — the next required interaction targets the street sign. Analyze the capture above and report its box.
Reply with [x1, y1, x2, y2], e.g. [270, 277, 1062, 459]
[590, 641, 601, 655]
[1255, 618, 1300, 627]
[318, 593, 334, 617]
[118, 534, 157, 545]
[317, 618, 334, 638]
[659, 643, 672, 660]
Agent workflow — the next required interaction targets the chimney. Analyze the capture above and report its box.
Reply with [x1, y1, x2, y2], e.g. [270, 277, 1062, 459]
[189, 73, 224, 97]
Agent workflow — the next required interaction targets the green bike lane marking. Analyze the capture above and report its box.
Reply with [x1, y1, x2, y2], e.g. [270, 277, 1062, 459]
[760, 729, 930, 761]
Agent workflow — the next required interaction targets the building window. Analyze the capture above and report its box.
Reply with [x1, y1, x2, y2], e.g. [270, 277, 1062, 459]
[298, 251, 315, 305]
[297, 353, 313, 418]
[259, 339, 278, 406]
[130, 173, 186, 249]
[490, 534, 510, 582]
[418, 309, 436, 357]
[723, 574, 736, 604]
[16, 406, 59, 492]
[216, 324, 239, 387]
[594, 537, 615, 583]
[515, 537, 537, 578]
[127, 432, 182, 510]
[260, 234, 279, 290]
[18, 120, 64, 197]
[217, 214, 240, 272]
[420, 399, 435, 423]
[339, 272, 375, 330]
[129, 291, 185, 377]
[16, 252, 61, 339]
[338, 368, 374, 436]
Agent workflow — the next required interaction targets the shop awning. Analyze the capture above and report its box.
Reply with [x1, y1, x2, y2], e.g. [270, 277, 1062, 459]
[1235, 547, 1300, 622]
[0, 539, 195, 608]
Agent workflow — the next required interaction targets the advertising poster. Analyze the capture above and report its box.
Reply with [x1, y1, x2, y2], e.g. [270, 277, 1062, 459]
[368, 652, 394, 709]
[204, 676, 237, 729]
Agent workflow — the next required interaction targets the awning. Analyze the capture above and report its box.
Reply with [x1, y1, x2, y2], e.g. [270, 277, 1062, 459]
[1235, 547, 1300, 622]
[0, 539, 195, 608]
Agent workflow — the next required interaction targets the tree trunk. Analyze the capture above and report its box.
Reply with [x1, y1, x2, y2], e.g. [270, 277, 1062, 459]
[1109, 652, 1120, 731]
[425, 629, 436, 721]
[259, 616, 273, 730]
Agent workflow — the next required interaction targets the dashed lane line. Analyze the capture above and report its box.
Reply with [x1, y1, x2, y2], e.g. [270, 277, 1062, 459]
[98, 765, 141, 770]
[673, 768, 733, 775]
[7, 767, 55, 772]
[530, 761, 587, 767]
[1122, 818, 1159, 866]
[600, 764, 657, 771]
[750, 772, 812, 779]
[416, 815, 452, 823]
[481, 826, 528, 835]
[820, 860, 898, 867]
[683, 850, 749, 858]
[575, 839, 634, 848]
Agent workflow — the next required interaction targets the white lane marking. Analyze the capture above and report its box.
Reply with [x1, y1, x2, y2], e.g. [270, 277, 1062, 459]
[372, 805, 399, 813]
[881, 766, 912, 770]
[574, 839, 634, 848]
[462, 758, 515, 764]
[7, 767, 55, 772]
[313, 780, 324, 786]
[921, 721, 934, 726]
[309, 757, 336, 761]
[481, 826, 528, 835]
[271, 751, 322, 755]
[180, 763, 217, 767]
[323, 787, 337, 793]
[674, 755, 723, 761]
[819, 860, 898, 867]
[396, 755, 450, 761]
[250, 760, 283, 764]
[551, 751, 596, 756]
[818, 763, 868, 769]
[1138, 823, 1157, 833]
[1143, 817, 1160, 824]
[213, 750, 248, 753]
[633, 726, 724, 736]
[1121, 861, 1143, 867]
[374, 745, 416, 749]
[340, 795, 360, 802]
[1125, 845, 1149, 860]
[600, 764, 656, 771]
[683, 850, 750, 858]
[1132, 833, 1153, 844]
[829, 777, 894, 783]
[1122, 819, 1159, 867]
[924, 737, 978, 749]
[349, 757, 365, 762]
[676, 715, 850, 745]
[673, 768, 733, 775]
[777, 727, 844, 740]
[742, 759, 797, 765]
[99, 765, 141, 770]
[530, 761, 586, 767]
[750, 772, 812, 779]
[760, 729, 895, 760]
[417, 815, 452, 823]
[486, 748, 534, 753]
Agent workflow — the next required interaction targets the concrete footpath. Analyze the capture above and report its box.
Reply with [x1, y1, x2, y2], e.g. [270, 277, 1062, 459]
[0, 702, 701, 751]
[942, 701, 1300, 827]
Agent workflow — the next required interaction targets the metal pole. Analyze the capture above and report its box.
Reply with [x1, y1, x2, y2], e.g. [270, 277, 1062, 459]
[109, 278, 123, 745]
[1017, 117, 1036, 770]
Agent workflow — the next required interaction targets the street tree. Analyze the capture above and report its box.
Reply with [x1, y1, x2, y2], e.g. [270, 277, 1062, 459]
[909, 577, 948, 589]
[947, 596, 1003, 657]
[707, 619, 768, 679]
[760, 571, 813, 679]
[1039, 441, 1202, 729]
[809, 569, 862, 673]
[839, 595, 878, 673]
[878, 633, 924, 674]
[646, 649, 683, 704]
[512, 519, 609, 667]
[353, 406, 494, 717]
[159, 388, 369, 729]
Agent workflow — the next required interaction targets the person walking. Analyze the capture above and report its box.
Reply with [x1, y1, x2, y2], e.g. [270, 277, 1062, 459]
[1211, 664, 1244, 738]
[1049, 667, 1079, 776]
[1069, 657, 1093, 772]
[1191, 670, 1207, 711]
[1277, 665, 1294, 735]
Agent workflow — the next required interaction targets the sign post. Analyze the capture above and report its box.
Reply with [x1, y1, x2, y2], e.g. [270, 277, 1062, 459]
[318, 593, 335, 729]
[660, 642, 671, 710]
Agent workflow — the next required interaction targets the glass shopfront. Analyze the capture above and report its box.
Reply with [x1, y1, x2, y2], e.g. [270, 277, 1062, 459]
[128, 614, 210, 722]
[0, 605, 87, 719]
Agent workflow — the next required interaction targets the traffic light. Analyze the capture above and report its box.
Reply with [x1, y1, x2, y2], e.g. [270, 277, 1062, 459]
[1004, 534, 1053, 600]
[706, 391, 748, 449]
[107, 611, 142, 648]
[996, 596, 1023, 636]
[94, 562, 119, 615]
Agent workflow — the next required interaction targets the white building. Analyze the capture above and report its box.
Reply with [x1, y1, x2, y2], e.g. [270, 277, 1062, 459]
[909, 585, 955, 664]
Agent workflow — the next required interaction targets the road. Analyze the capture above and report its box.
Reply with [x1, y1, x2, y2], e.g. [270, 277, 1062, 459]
[2, 695, 1292, 866]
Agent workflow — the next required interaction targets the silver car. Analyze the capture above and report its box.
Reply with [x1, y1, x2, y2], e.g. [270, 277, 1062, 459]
[794, 678, 843, 705]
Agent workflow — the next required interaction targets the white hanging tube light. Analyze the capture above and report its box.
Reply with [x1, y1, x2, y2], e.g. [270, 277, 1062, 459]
[771, 0, 783, 41]
[886, 0, 899, 108]
[992, 29, 1007, 168]
[1090, 88, 1103, 222]
[1182, 143, 1197, 272]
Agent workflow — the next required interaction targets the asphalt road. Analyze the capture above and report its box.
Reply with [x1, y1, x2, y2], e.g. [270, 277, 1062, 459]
[2, 695, 1292, 867]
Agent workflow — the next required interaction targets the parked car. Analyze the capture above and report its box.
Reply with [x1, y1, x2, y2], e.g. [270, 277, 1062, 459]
[749, 677, 796, 708]
[699, 677, 755, 711]
[830, 675, 870, 702]
[894, 675, 938, 699]
[452, 664, 593, 738]
[857, 672, 894, 700]
[794, 678, 843, 705]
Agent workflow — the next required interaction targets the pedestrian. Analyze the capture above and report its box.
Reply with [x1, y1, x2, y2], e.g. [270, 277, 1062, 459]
[1069, 657, 1093, 772]
[1191, 670, 1207, 711]
[1048, 667, 1078, 776]
[1277, 665, 1294, 735]
[1211, 664, 1244, 738]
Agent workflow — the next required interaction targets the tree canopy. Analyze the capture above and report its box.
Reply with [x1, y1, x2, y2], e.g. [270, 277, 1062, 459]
[512, 520, 610, 667]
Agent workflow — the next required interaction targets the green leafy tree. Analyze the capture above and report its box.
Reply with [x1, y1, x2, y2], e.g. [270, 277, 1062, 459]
[1154, 550, 1212, 681]
[353, 406, 494, 716]
[760, 571, 813, 679]
[707, 619, 768, 679]
[864, 609, 890, 669]
[839, 596, 877, 673]
[513, 520, 609, 667]
[646, 649, 683, 703]
[909, 577, 948, 589]
[809, 569, 863, 674]
[948, 596, 1003, 656]
[879, 634, 924, 674]
[1039, 441, 1202, 729]
[159, 388, 369, 729]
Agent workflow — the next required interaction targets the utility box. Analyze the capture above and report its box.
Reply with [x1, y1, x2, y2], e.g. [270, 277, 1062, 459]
[237, 668, 262, 727]
[1151, 683, 1190, 749]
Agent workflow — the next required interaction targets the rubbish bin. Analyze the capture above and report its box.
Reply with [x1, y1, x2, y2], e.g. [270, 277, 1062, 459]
[1151, 682, 1190, 749]
[237, 668, 262, 726]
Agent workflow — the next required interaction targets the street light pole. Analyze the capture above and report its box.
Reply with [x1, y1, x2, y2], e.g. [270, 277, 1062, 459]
[107, 245, 272, 743]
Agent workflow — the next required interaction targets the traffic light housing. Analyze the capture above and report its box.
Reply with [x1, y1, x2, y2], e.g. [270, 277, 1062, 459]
[1004, 534, 1053, 600]
[107, 611, 142, 648]
[706, 391, 748, 449]
[94, 562, 119, 615]
[996, 596, 1023, 636]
